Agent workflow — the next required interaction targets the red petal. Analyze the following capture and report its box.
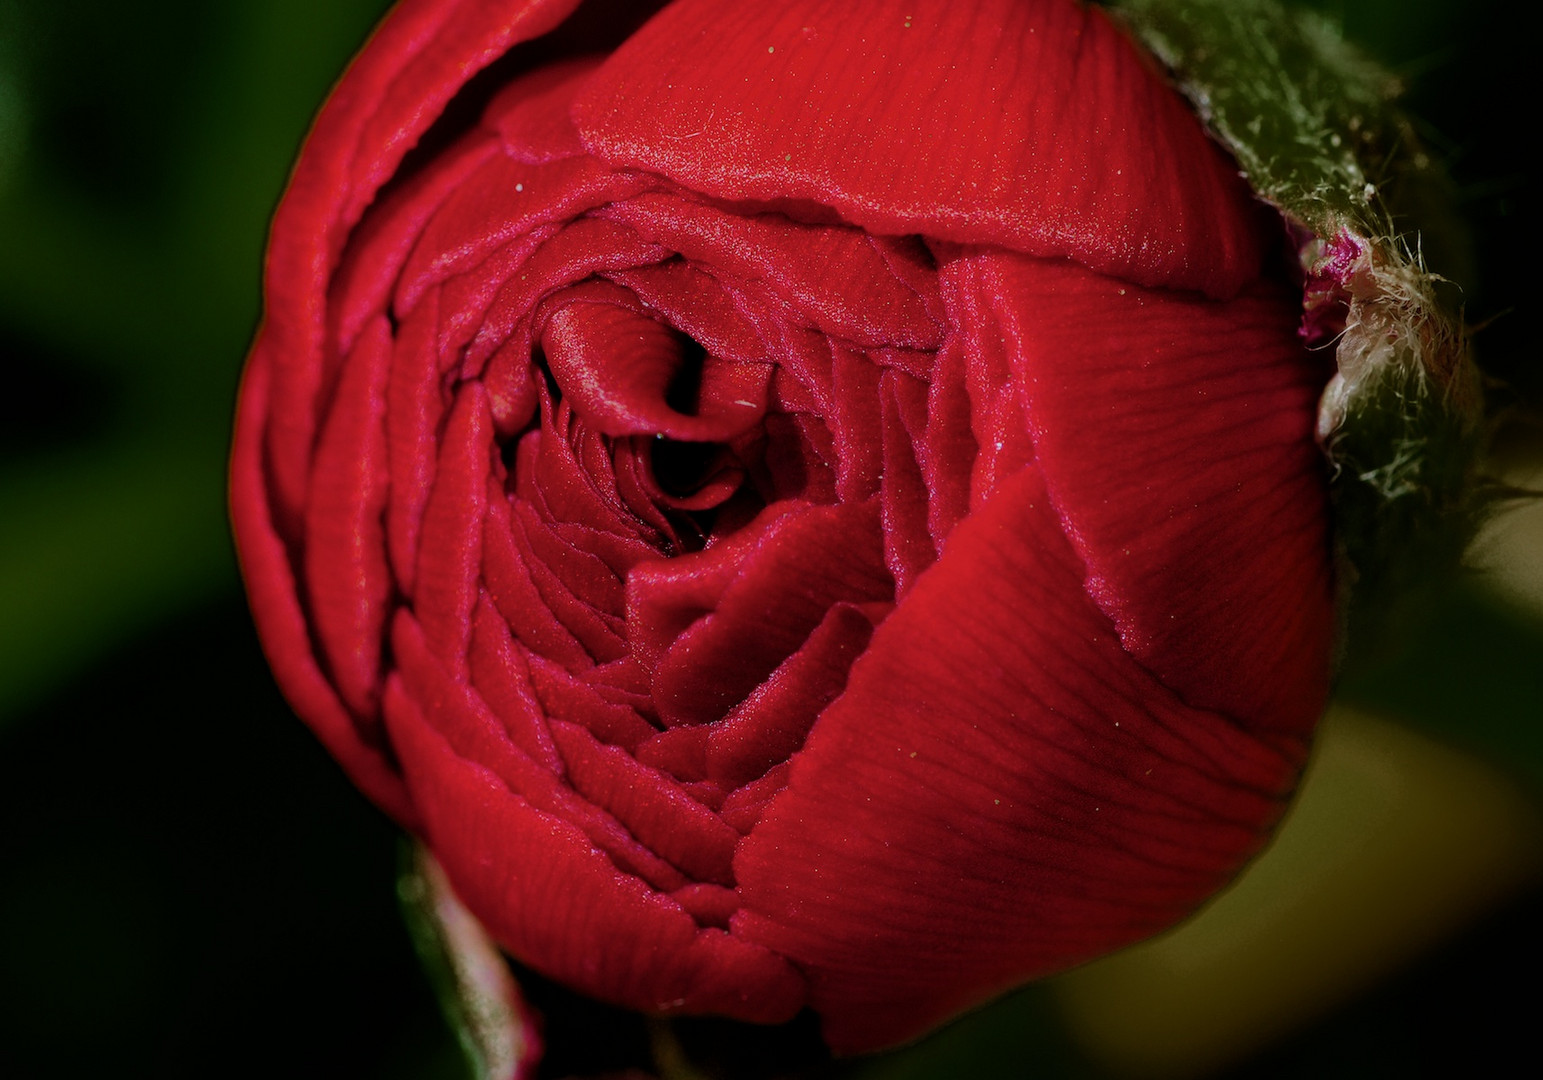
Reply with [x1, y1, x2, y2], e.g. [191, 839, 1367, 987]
[639, 500, 891, 727]
[606, 261, 768, 364]
[229, 356, 418, 827]
[468, 215, 669, 371]
[597, 193, 945, 348]
[482, 470, 597, 672]
[573, 0, 1265, 298]
[706, 602, 875, 788]
[670, 883, 741, 930]
[468, 597, 566, 776]
[720, 761, 792, 836]
[507, 498, 628, 663]
[231, 0, 593, 831]
[635, 723, 712, 784]
[484, 57, 601, 163]
[919, 335, 977, 549]
[548, 720, 743, 886]
[329, 134, 500, 362]
[396, 155, 653, 325]
[527, 654, 658, 751]
[254, 0, 586, 525]
[413, 382, 493, 676]
[303, 315, 394, 717]
[734, 466, 1305, 1053]
[384, 290, 447, 598]
[936, 254, 1036, 511]
[877, 367, 935, 595]
[508, 483, 627, 619]
[540, 297, 767, 441]
[399, 608, 688, 893]
[384, 658, 805, 1023]
[963, 251, 1334, 733]
[825, 344, 885, 502]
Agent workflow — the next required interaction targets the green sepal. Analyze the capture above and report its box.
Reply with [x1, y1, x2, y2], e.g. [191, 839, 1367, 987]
[1105, 0, 1486, 653]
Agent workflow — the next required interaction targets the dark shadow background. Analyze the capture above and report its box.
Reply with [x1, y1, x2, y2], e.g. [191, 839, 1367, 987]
[1, 1, 1539, 1076]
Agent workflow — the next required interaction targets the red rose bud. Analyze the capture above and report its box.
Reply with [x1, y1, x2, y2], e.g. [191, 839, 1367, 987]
[231, 0, 1335, 1054]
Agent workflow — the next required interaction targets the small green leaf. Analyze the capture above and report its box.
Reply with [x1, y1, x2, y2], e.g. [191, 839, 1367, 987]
[398, 842, 541, 1080]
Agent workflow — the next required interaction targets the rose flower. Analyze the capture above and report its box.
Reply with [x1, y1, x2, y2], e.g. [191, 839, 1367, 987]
[231, 0, 1334, 1054]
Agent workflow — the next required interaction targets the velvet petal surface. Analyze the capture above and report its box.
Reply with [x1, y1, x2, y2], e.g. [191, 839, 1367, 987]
[234, 0, 588, 818]
[231, 0, 1336, 1055]
[735, 464, 1306, 1052]
[573, 0, 1266, 297]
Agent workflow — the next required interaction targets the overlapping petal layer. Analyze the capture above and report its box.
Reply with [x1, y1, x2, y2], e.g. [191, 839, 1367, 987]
[573, 0, 1267, 297]
[231, 0, 1334, 1053]
[736, 464, 1305, 1051]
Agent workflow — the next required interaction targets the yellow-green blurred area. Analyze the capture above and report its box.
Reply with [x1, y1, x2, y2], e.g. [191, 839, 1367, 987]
[0, 1, 1539, 1077]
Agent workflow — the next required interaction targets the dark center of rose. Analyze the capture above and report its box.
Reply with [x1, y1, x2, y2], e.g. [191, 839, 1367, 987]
[648, 436, 724, 499]
[522, 288, 779, 555]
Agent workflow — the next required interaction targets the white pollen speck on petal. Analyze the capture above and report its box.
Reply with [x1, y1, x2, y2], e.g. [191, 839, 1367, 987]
[515, 183, 524, 192]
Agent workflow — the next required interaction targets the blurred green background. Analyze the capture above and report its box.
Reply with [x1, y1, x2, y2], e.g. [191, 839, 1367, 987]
[0, 1, 1539, 1077]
